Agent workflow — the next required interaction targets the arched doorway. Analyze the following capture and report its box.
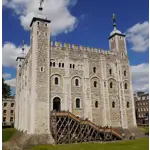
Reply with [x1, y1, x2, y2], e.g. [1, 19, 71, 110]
[53, 97, 61, 111]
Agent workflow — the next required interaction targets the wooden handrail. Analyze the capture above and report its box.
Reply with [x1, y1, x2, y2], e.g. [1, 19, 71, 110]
[53, 111, 122, 139]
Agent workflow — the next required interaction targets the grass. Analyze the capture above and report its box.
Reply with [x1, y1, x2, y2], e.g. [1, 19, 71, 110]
[28, 138, 149, 150]
[2, 128, 16, 142]
[139, 126, 149, 133]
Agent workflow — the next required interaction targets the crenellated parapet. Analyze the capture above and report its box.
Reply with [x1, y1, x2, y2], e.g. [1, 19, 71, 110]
[50, 41, 117, 56]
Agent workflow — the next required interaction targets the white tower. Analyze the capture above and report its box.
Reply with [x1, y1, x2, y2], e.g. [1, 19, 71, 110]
[29, 0, 53, 136]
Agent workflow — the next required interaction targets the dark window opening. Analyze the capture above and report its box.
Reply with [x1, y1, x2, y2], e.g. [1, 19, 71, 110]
[125, 83, 127, 89]
[73, 64, 75, 69]
[3, 117, 6, 122]
[3, 110, 6, 114]
[59, 63, 61, 67]
[76, 98, 80, 108]
[11, 103, 14, 107]
[95, 101, 98, 108]
[55, 77, 59, 85]
[11, 110, 14, 114]
[127, 102, 129, 108]
[40, 67, 44, 72]
[93, 67, 96, 73]
[4, 103, 7, 107]
[110, 82, 113, 88]
[124, 71, 126, 76]
[50, 62, 52, 67]
[94, 81, 97, 87]
[62, 63, 64, 68]
[75, 79, 79, 86]
[53, 62, 55, 67]
[112, 102, 115, 108]
[104, 82, 106, 87]
[70, 64, 72, 68]
[10, 117, 13, 122]
[109, 69, 112, 75]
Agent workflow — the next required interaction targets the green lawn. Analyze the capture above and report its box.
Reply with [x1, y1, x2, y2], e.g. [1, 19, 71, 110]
[139, 126, 149, 133]
[2, 128, 16, 142]
[28, 138, 149, 150]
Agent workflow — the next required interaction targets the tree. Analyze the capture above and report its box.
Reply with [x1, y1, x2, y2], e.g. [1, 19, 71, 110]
[2, 77, 11, 99]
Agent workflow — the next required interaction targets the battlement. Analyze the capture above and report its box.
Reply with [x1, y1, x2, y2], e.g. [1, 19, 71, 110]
[50, 41, 117, 56]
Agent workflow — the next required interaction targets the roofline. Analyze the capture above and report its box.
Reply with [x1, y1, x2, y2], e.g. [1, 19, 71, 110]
[108, 33, 126, 39]
[30, 17, 51, 27]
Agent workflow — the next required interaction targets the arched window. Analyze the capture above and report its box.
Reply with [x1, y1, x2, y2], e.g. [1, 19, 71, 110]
[75, 79, 79, 86]
[70, 64, 72, 68]
[95, 101, 98, 108]
[110, 82, 113, 88]
[93, 67, 96, 73]
[124, 71, 126, 76]
[53, 62, 55, 67]
[127, 102, 129, 108]
[112, 102, 115, 108]
[59, 63, 61, 67]
[109, 69, 112, 75]
[55, 77, 58, 85]
[124, 83, 127, 89]
[62, 63, 64, 68]
[94, 81, 97, 87]
[76, 98, 80, 108]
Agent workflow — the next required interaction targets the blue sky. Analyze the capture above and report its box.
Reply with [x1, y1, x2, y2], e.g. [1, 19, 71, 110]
[2, 0, 149, 94]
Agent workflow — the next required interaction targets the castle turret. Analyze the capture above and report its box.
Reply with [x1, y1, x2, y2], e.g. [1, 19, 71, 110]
[16, 40, 25, 68]
[108, 14, 127, 55]
[29, 0, 52, 136]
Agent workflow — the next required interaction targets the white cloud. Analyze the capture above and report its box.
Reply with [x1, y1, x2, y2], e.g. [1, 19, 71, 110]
[2, 73, 12, 79]
[131, 63, 149, 92]
[126, 21, 149, 52]
[2, 42, 29, 68]
[3, 0, 78, 36]
[5, 78, 16, 88]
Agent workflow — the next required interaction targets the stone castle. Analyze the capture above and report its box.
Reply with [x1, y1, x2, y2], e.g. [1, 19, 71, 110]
[15, 4, 136, 137]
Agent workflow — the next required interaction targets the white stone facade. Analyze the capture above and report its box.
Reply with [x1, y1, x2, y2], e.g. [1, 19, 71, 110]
[15, 15, 137, 135]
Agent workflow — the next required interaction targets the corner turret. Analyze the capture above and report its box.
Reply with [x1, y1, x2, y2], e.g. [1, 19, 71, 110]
[108, 14, 127, 55]
[16, 40, 25, 68]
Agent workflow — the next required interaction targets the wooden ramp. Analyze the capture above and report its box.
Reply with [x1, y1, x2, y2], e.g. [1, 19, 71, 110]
[50, 110, 122, 144]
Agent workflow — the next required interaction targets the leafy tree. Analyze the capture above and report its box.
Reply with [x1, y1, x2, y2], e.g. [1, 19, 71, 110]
[2, 77, 11, 99]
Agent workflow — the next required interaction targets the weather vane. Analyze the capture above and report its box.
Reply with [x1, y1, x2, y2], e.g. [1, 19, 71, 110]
[39, 0, 44, 11]
[112, 13, 116, 28]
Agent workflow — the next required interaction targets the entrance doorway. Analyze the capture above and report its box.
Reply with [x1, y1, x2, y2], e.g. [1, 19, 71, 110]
[53, 97, 61, 111]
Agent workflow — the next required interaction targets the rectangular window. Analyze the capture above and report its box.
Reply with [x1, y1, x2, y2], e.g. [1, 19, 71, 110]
[10, 117, 13, 122]
[11, 103, 14, 107]
[3, 117, 6, 122]
[3, 110, 6, 114]
[11, 110, 14, 114]
[4, 103, 7, 107]
[40, 67, 44, 72]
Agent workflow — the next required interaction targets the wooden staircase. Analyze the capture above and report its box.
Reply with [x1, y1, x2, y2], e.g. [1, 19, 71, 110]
[50, 110, 122, 144]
